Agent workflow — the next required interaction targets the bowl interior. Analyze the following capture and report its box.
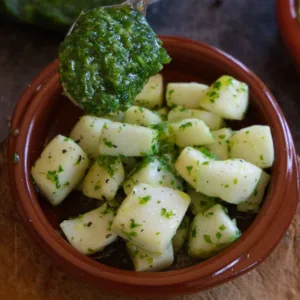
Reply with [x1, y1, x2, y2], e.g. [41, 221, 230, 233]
[30, 45, 267, 269]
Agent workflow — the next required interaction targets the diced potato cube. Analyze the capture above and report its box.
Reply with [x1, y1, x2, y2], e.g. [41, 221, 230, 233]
[127, 242, 174, 272]
[187, 188, 217, 215]
[156, 107, 169, 121]
[196, 159, 262, 204]
[206, 128, 233, 160]
[169, 119, 214, 148]
[175, 146, 216, 189]
[70, 116, 111, 159]
[166, 83, 208, 109]
[237, 170, 270, 213]
[99, 122, 158, 156]
[112, 183, 191, 253]
[188, 204, 241, 259]
[83, 156, 125, 201]
[134, 74, 164, 109]
[31, 135, 89, 206]
[200, 75, 249, 120]
[172, 216, 190, 253]
[123, 157, 183, 195]
[124, 106, 162, 126]
[229, 125, 274, 168]
[168, 106, 225, 130]
[60, 204, 117, 255]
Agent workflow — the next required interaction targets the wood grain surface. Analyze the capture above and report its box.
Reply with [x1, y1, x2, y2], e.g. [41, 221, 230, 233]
[0, 139, 299, 300]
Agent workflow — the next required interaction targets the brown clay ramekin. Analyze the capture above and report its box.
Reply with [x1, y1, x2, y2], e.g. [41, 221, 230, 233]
[277, 0, 300, 68]
[8, 36, 299, 296]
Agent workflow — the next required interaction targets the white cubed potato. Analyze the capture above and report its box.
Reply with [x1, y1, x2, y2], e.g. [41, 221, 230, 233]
[196, 159, 262, 204]
[169, 119, 215, 148]
[168, 106, 225, 130]
[156, 107, 169, 121]
[123, 157, 183, 195]
[83, 156, 125, 201]
[103, 111, 124, 122]
[60, 204, 117, 255]
[200, 75, 249, 120]
[206, 128, 233, 160]
[99, 122, 158, 156]
[188, 204, 241, 259]
[134, 74, 164, 109]
[237, 170, 270, 213]
[172, 216, 190, 253]
[127, 242, 174, 272]
[175, 146, 215, 189]
[69, 116, 111, 159]
[166, 82, 209, 109]
[112, 183, 191, 253]
[229, 125, 274, 169]
[124, 106, 162, 126]
[31, 135, 89, 206]
[186, 188, 217, 215]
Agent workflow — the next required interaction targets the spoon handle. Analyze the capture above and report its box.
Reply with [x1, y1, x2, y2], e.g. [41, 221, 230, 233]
[127, 0, 150, 15]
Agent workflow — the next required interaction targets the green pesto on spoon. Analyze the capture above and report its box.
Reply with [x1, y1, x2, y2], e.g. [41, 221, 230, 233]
[58, 0, 171, 116]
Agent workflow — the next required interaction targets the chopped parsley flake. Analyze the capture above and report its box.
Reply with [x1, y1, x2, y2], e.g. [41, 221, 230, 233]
[219, 224, 227, 231]
[179, 121, 192, 131]
[74, 155, 82, 165]
[216, 232, 222, 240]
[203, 234, 213, 244]
[218, 134, 226, 140]
[94, 185, 101, 191]
[130, 219, 142, 229]
[161, 208, 174, 219]
[139, 195, 152, 204]
[128, 231, 137, 237]
[168, 89, 175, 98]
[103, 138, 116, 148]
[213, 81, 222, 90]
[47, 170, 61, 189]
[260, 154, 264, 161]
[196, 146, 218, 160]
[186, 165, 193, 175]
[63, 181, 70, 188]
[233, 178, 238, 184]
[98, 155, 120, 177]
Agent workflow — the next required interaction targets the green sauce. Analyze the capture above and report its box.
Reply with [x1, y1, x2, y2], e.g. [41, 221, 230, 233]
[58, 5, 171, 116]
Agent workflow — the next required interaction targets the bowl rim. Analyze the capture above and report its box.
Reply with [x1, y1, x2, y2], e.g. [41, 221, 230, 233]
[276, 0, 300, 68]
[7, 36, 299, 296]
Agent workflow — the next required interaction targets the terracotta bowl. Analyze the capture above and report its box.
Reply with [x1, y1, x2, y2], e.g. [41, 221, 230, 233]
[8, 36, 299, 297]
[277, 0, 300, 68]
